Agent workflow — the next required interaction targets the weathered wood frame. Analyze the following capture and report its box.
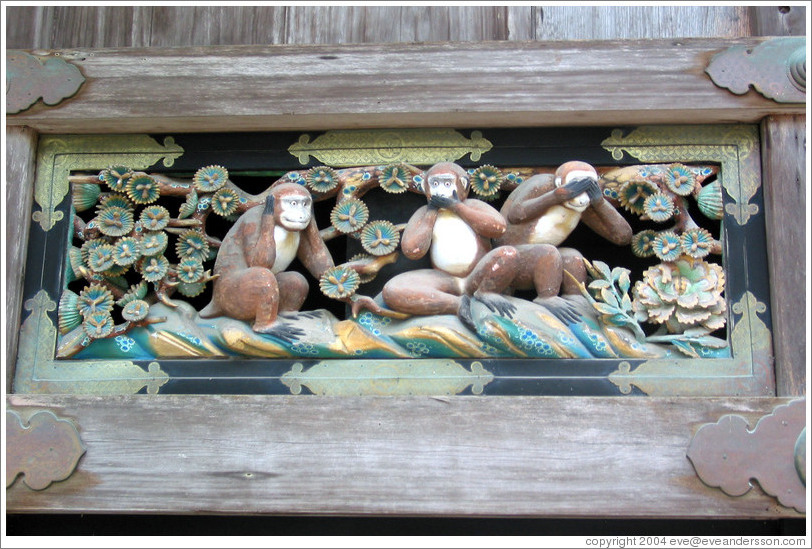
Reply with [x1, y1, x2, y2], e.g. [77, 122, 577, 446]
[5, 39, 807, 518]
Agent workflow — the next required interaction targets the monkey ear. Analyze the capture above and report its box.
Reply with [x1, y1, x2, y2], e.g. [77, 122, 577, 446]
[554, 176, 563, 188]
[460, 176, 469, 189]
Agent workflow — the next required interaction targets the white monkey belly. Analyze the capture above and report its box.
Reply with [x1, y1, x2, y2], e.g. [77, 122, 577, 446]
[272, 225, 300, 273]
[529, 204, 581, 246]
[430, 210, 479, 276]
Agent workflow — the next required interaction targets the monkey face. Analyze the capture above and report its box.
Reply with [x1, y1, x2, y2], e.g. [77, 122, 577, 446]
[277, 192, 312, 231]
[424, 162, 469, 201]
[555, 162, 597, 213]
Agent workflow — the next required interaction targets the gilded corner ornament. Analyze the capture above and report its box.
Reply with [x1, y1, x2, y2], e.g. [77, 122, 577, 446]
[706, 38, 805, 104]
[14, 289, 169, 394]
[33, 135, 184, 232]
[6, 51, 86, 114]
[602, 125, 761, 225]
[288, 129, 493, 167]
[687, 399, 806, 514]
[6, 409, 86, 490]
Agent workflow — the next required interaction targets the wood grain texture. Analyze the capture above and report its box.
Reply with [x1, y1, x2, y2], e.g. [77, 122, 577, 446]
[5, 128, 38, 392]
[5, 394, 803, 517]
[7, 39, 804, 135]
[532, 6, 752, 40]
[761, 116, 807, 397]
[750, 5, 807, 36]
[5, 6, 755, 50]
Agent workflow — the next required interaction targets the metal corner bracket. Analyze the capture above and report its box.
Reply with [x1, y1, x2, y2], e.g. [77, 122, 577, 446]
[706, 37, 805, 104]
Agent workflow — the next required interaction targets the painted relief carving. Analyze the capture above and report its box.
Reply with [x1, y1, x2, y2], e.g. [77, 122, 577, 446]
[57, 154, 730, 362]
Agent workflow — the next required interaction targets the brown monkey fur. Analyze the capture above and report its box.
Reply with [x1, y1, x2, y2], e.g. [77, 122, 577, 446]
[199, 183, 336, 333]
[381, 162, 519, 318]
[497, 161, 632, 318]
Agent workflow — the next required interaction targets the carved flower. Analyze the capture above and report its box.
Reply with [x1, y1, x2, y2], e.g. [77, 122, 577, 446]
[125, 174, 160, 204]
[178, 189, 198, 219]
[697, 180, 724, 221]
[97, 206, 134, 237]
[632, 256, 726, 333]
[665, 163, 696, 196]
[100, 166, 132, 192]
[319, 265, 360, 300]
[97, 193, 134, 213]
[77, 284, 115, 318]
[177, 258, 204, 284]
[80, 239, 106, 265]
[116, 281, 148, 307]
[177, 281, 207, 298]
[330, 198, 369, 234]
[618, 179, 658, 215]
[306, 166, 339, 193]
[651, 231, 682, 262]
[112, 237, 142, 266]
[175, 230, 210, 262]
[631, 230, 658, 258]
[141, 231, 168, 257]
[379, 164, 411, 194]
[87, 243, 116, 272]
[360, 220, 400, 256]
[138, 255, 170, 283]
[194, 165, 229, 193]
[680, 227, 714, 259]
[58, 290, 82, 334]
[211, 187, 240, 217]
[102, 263, 130, 277]
[72, 183, 101, 212]
[139, 205, 171, 231]
[83, 312, 115, 339]
[470, 165, 503, 198]
[643, 193, 675, 223]
[122, 299, 150, 322]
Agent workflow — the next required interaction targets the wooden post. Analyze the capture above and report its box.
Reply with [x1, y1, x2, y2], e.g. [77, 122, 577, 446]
[5, 126, 38, 391]
[760, 116, 807, 397]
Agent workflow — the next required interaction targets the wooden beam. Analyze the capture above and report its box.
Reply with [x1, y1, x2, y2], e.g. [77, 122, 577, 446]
[6, 394, 803, 518]
[7, 39, 803, 134]
[761, 116, 807, 397]
[5, 127, 38, 392]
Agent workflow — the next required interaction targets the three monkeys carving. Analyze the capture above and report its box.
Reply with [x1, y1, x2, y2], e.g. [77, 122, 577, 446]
[201, 161, 632, 334]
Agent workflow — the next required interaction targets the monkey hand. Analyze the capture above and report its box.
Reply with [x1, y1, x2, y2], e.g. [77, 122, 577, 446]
[585, 178, 604, 206]
[263, 193, 275, 215]
[555, 177, 593, 202]
[428, 190, 459, 210]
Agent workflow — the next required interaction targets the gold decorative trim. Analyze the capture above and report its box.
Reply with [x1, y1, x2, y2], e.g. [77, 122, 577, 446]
[609, 292, 773, 396]
[14, 289, 169, 395]
[601, 125, 761, 225]
[282, 360, 494, 396]
[34, 134, 184, 231]
[288, 128, 493, 167]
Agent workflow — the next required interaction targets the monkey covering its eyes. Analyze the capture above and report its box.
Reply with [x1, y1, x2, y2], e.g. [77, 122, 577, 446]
[496, 160, 633, 323]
